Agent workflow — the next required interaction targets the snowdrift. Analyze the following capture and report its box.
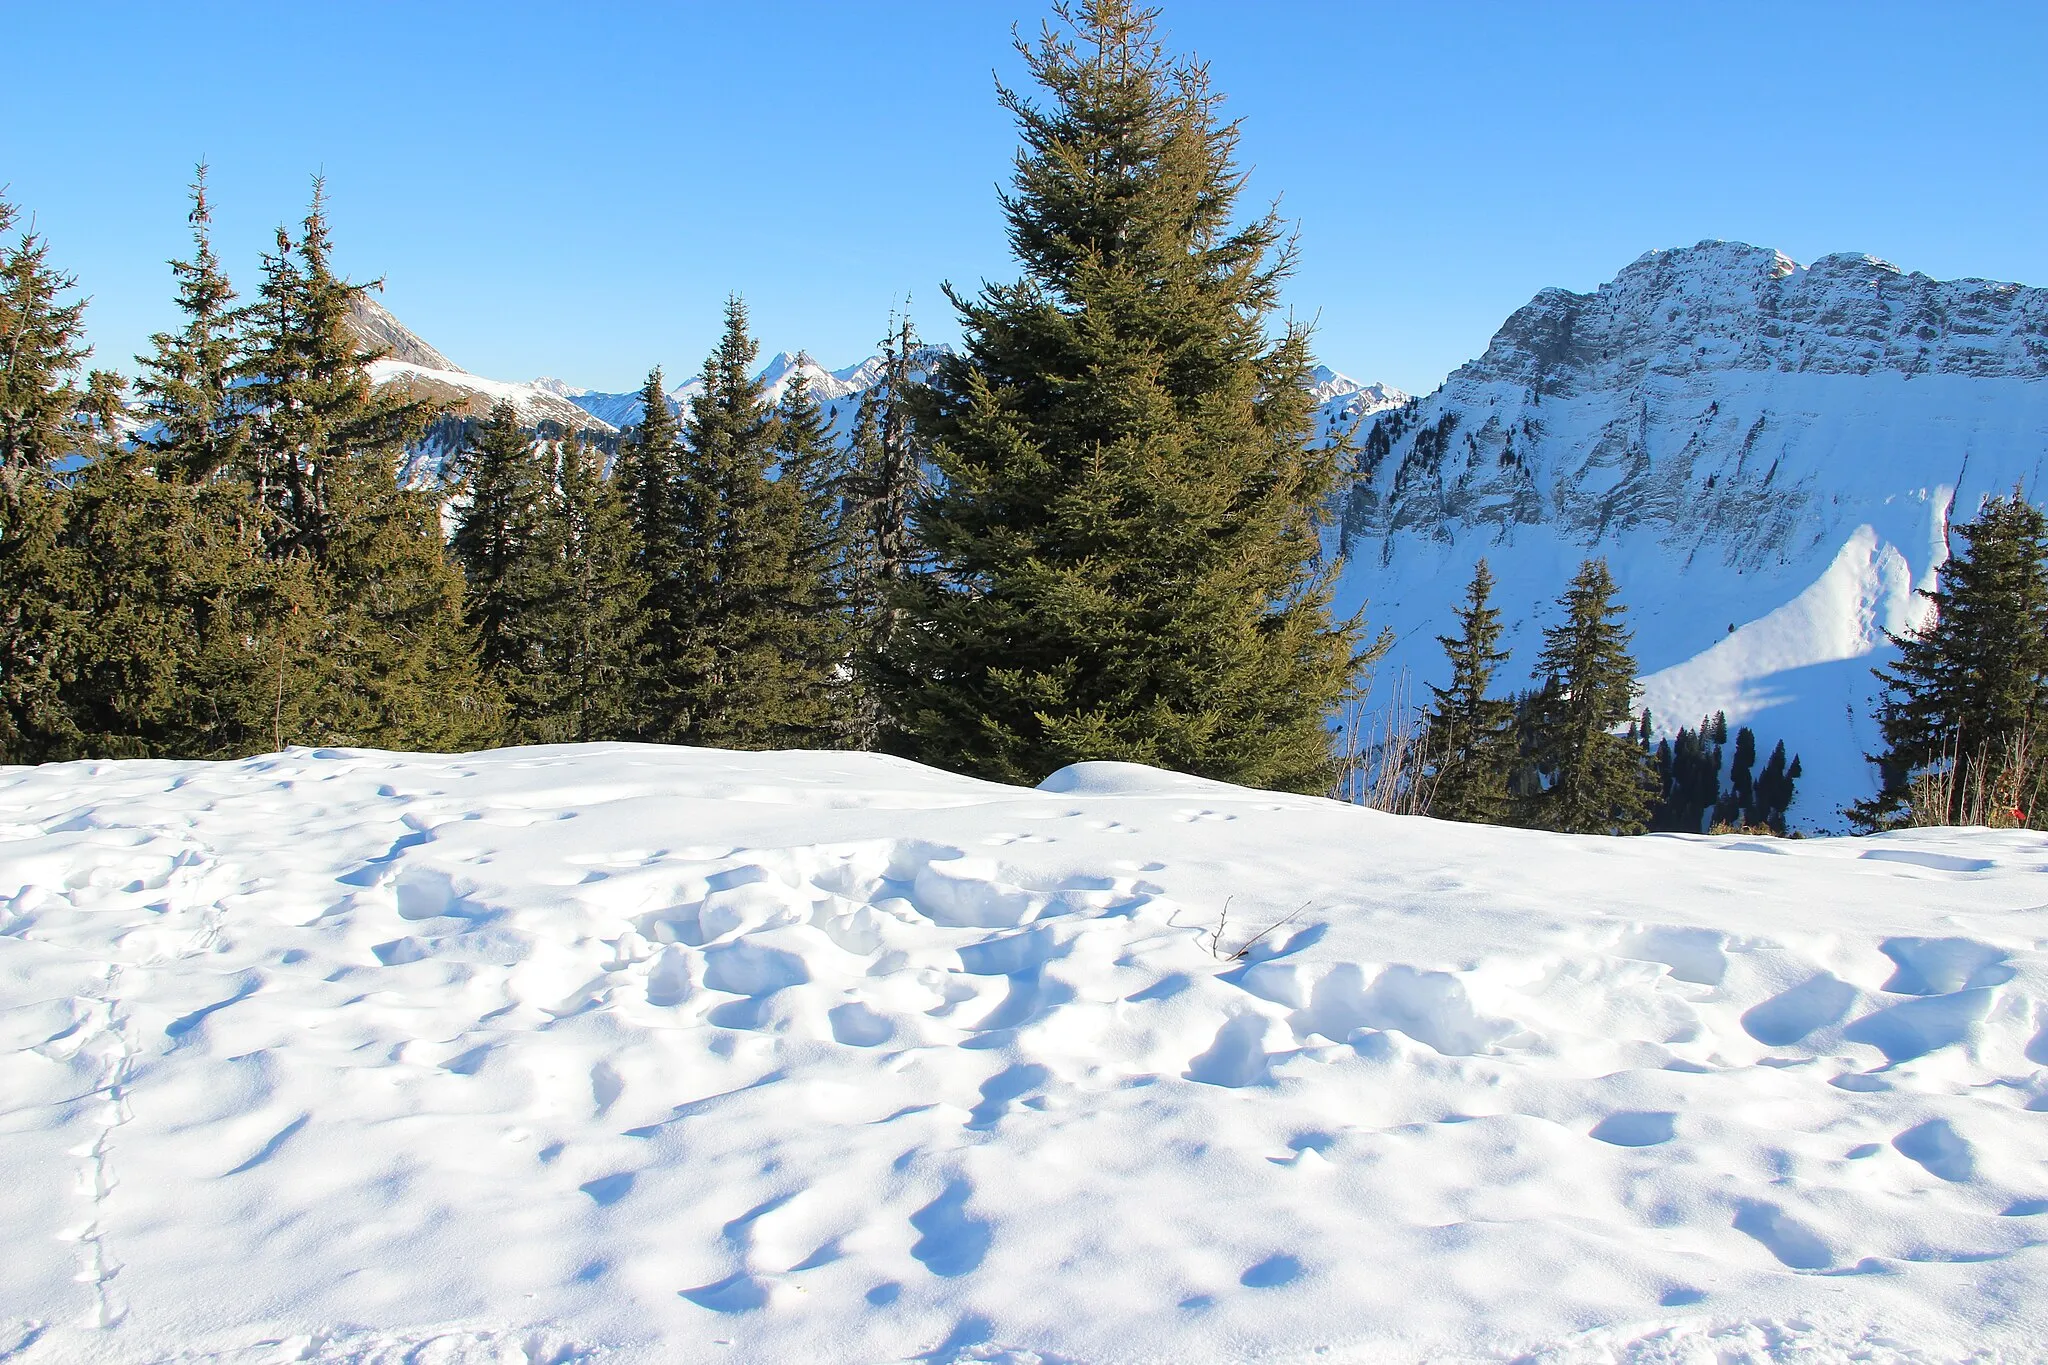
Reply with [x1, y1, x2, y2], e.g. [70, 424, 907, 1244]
[3, 745, 2045, 1363]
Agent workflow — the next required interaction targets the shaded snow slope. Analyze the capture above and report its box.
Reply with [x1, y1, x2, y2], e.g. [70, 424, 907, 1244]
[3, 746, 2045, 1364]
[1339, 242, 2048, 829]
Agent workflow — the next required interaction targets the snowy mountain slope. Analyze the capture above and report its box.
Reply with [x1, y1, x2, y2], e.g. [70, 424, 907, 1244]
[343, 299, 619, 485]
[1336, 243, 2048, 829]
[1, 745, 2043, 1363]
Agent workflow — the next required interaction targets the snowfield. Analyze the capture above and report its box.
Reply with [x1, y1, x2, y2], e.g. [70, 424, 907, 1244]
[2, 746, 2044, 1364]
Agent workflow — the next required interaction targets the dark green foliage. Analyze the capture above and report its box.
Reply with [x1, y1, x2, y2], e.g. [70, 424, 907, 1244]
[618, 367, 688, 738]
[1852, 490, 2048, 829]
[768, 367, 858, 742]
[451, 403, 554, 738]
[1649, 714, 1724, 833]
[657, 297, 849, 750]
[237, 185, 499, 752]
[540, 430, 647, 743]
[840, 317, 925, 747]
[452, 409, 648, 745]
[1752, 739, 1802, 833]
[881, 0, 1362, 791]
[1521, 558, 1653, 834]
[1425, 560, 1515, 823]
[0, 198, 89, 475]
[36, 442, 304, 759]
[1714, 726, 1757, 828]
[135, 165, 245, 482]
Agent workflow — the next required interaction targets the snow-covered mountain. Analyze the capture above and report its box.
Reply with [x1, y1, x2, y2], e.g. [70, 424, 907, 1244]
[1335, 241, 2048, 829]
[348, 297, 611, 440]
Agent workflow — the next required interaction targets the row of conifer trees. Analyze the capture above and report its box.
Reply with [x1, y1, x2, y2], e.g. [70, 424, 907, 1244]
[2, 0, 2039, 830]
[0, 2, 1365, 796]
[1412, 558, 1800, 837]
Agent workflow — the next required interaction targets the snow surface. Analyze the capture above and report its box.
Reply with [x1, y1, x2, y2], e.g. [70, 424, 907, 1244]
[4, 745, 2045, 1363]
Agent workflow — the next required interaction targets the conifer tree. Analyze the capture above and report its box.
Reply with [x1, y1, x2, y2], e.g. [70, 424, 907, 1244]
[238, 183, 499, 751]
[618, 366, 686, 738]
[1523, 558, 1652, 834]
[1649, 714, 1724, 833]
[544, 429, 647, 743]
[665, 296, 847, 749]
[0, 196, 91, 761]
[1424, 560, 1515, 823]
[1714, 726, 1758, 827]
[48, 427, 302, 759]
[1751, 739, 1802, 833]
[881, 0, 1363, 790]
[135, 164, 246, 482]
[451, 402, 553, 738]
[839, 317, 927, 748]
[1852, 490, 2048, 828]
[769, 367, 858, 740]
[0, 198, 89, 476]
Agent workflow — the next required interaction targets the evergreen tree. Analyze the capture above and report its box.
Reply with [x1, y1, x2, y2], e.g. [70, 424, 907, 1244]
[840, 315, 926, 746]
[618, 366, 686, 738]
[1852, 490, 2048, 829]
[1424, 559, 1515, 823]
[1523, 558, 1652, 834]
[1751, 739, 1802, 833]
[47, 432, 302, 759]
[881, 0, 1363, 791]
[238, 183, 499, 751]
[134, 164, 246, 483]
[0, 196, 91, 761]
[1648, 712, 1725, 834]
[543, 429, 647, 743]
[1714, 726, 1758, 827]
[665, 296, 846, 749]
[450, 402, 553, 739]
[769, 367, 858, 741]
[0, 198, 89, 475]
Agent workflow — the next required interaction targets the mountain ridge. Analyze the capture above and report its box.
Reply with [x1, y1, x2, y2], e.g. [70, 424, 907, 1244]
[1337, 238, 2048, 829]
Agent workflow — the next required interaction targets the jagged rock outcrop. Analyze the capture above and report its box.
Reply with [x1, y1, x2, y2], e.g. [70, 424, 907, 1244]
[1335, 241, 2048, 828]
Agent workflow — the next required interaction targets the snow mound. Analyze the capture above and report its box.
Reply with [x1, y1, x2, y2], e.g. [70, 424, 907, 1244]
[2, 746, 2044, 1363]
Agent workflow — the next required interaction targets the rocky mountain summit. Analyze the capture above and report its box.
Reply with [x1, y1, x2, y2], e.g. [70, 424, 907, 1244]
[1335, 241, 2048, 827]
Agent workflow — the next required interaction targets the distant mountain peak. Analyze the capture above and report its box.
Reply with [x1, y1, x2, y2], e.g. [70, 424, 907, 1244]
[347, 295, 461, 373]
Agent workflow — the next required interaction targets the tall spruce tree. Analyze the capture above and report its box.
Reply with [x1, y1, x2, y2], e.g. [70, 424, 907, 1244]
[135, 164, 246, 483]
[1714, 726, 1758, 828]
[1649, 714, 1724, 833]
[0, 198, 89, 476]
[665, 296, 846, 749]
[769, 368, 858, 741]
[0, 196, 91, 761]
[1852, 490, 2048, 829]
[840, 317, 926, 742]
[544, 429, 647, 743]
[881, 0, 1362, 790]
[618, 367, 687, 738]
[1523, 558, 1652, 834]
[451, 402, 554, 739]
[238, 183, 499, 751]
[1424, 559, 1515, 823]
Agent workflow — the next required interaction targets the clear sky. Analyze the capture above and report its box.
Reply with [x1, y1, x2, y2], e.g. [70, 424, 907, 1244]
[8, 1, 2046, 398]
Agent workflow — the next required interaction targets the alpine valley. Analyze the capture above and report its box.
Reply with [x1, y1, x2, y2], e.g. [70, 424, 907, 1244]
[358, 240, 2048, 831]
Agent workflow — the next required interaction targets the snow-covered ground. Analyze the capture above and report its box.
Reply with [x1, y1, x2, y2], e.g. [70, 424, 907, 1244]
[3, 746, 2044, 1364]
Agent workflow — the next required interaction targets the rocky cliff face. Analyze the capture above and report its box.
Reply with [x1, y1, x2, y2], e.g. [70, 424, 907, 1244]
[1334, 242, 2048, 828]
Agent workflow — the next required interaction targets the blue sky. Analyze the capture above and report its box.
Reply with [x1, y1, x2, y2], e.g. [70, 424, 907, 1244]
[8, 1, 2046, 397]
